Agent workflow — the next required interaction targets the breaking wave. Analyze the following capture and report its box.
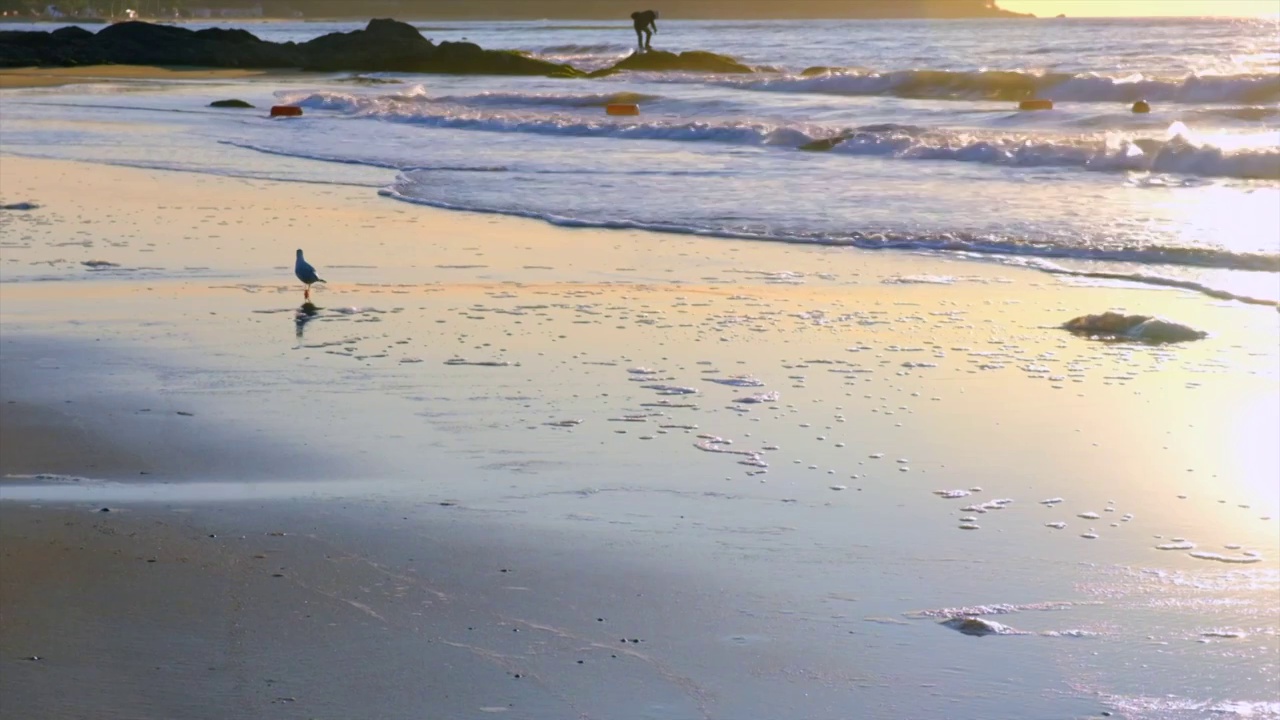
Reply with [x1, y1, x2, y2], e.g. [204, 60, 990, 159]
[721, 68, 1280, 104]
[372, 175, 1278, 275]
[429, 90, 660, 108]
[282, 91, 1280, 180]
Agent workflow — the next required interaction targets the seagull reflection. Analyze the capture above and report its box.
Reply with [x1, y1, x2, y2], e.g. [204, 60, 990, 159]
[295, 301, 320, 338]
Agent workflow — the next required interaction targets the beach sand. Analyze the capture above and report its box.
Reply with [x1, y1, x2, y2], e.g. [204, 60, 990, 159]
[1, 153, 1277, 719]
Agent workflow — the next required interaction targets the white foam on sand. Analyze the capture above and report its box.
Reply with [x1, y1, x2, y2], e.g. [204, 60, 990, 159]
[706, 376, 767, 387]
[733, 391, 780, 404]
[1188, 551, 1263, 564]
[906, 601, 1083, 619]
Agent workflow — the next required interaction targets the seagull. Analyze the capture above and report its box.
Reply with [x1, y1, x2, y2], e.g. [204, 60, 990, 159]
[294, 248, 325, 299]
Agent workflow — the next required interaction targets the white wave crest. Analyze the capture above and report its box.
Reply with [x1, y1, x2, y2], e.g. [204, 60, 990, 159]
[718, 68, 1280, 104]
[278, 91, 1280, 181]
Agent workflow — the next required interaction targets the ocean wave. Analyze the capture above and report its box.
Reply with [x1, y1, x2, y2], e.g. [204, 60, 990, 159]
[537, 42, 630, 54]
[285, 90, 815, 144]
[415, 24, 625, 32]
[532, 41, 632, 68]
[431, 90, 661, 108]
[1012, 260, 1278, 306]
[720, 68, 1280, 104]
[221, 140, 732, 178]
[279, 92, 1280, 181]
[380, 178, 1279, 276]
[1069, 106, 1280, 129]
[218, 140, 509, 172]
[288, 86, 659, 109]
[824, 128, 1280, 180]
[1189, 106, 1280, 122]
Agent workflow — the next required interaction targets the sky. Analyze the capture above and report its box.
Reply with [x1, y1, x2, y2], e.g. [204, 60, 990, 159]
[999, 0, 1280, 17]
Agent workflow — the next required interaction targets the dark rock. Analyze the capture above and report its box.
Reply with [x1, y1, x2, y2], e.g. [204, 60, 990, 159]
[298, 19, 570, 75]
[1132, 99, 1151, 113]
[941, 616, 1022, 636]
[297, 18, 435, 72]
[210, 99, 254, 108]
[51, 27, 94, 42]
[799, 136, 849, 152]
[89, 22, 291, 68]
[589, 50, 754, 77]
[0, 201, 39, 211]
[1019, 98, 1054, 111]
[0, 18, 577, 77]
[1063, 312, 1207, 343]
[0, 27, 87, 66]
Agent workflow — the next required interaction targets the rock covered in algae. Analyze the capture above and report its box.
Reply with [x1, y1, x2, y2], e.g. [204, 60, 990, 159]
[1063, 312, 1207, 343]
[942, 617, 1025, 636]
[588, 50, 754, 77]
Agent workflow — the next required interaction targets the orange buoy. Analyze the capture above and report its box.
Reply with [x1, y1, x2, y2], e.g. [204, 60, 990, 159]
[1132, 100, 1151, 114]
[270, 105, 303, 117]
[606, 103, 640, 116]
[1018, 99, 1054, 111]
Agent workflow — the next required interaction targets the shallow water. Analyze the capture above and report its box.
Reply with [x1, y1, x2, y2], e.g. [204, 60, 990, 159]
[1, 16, 1279, 718]
[1, 16, 1278, 302]
[3, 262, 1278, 718]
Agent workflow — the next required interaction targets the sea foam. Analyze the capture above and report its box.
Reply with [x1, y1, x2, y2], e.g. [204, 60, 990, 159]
[720, 68, 1280, 105]
[278, 92, 1280, 181]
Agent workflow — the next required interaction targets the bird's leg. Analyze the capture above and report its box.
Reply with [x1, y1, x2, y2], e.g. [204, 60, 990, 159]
[304, 285, 311, 300]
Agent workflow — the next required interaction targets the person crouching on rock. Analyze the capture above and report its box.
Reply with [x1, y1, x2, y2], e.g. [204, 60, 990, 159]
[631, 10, 658, 52]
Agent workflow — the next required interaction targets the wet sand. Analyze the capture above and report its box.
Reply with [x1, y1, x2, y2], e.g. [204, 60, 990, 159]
[1, 155, 1278, 719]
[1, 499, 779, 719]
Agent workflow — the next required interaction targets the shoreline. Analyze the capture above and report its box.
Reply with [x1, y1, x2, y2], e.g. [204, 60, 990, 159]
[2, 137, 1274, 306]
[2, 144, 1277, 717]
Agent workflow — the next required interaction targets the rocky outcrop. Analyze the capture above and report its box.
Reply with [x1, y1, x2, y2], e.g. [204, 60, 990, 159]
[0, 19, 771, 79]
[294, 18, 571, 74]
[941, 617, 1026, 637]
[1062, 313, 1208, 343]
[589, 50, 754, 77]
[209, 99, 254, 108]
[0, 18, 579, 76]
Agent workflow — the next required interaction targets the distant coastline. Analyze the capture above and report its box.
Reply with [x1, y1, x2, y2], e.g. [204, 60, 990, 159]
[280, 1, 1036, 20]
[1, 1, 1035, 23]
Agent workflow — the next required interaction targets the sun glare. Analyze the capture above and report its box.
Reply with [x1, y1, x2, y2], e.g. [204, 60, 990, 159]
[999, 0, 1280, 17]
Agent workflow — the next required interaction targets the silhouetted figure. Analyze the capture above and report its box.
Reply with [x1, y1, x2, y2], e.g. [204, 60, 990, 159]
[631, 10, 658, 52]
